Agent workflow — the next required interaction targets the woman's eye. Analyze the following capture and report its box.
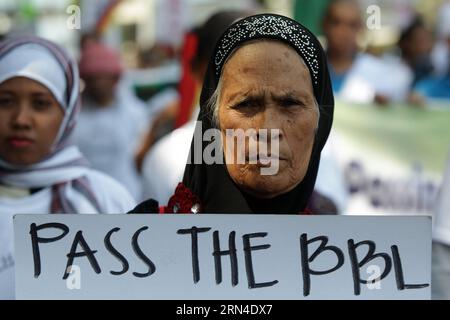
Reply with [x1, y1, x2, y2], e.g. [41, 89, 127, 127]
[280, 99, 303, 108]
[0, 97, 13, 108]
[33, 99, 51, 110]
[233, 99, 258, 109]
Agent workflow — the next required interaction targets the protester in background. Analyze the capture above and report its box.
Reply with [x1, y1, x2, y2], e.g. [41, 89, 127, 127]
[323, 0, 411, 104]
[323, 0, 363, 94]
[414, 59, 450, 102]
[0, 37, 135, 300]
[413, 4, 450, 103]
[379, 14, 434, 107]
[73, 41, 149, 199]
[398, 16, 434, 87]
[431, 1, 450, 77]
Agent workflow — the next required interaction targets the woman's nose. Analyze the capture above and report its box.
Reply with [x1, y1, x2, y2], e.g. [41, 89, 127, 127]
[255, 107, 283, 140]
[11, 107, 32, 128]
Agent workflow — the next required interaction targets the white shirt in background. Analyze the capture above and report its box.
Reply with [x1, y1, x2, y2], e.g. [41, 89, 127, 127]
[339, 53, 413, 104]
[141, 119, 196, 205]
[73, 92, 148, 200]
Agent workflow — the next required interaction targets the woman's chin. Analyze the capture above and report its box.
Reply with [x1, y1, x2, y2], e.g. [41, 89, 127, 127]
[1, 154, 35, 167]
[238, 175, 299, 199]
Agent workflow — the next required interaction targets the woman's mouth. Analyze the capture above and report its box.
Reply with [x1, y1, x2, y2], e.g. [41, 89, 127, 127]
[7, 137, 34, 148]
[246, 154, 285, 165]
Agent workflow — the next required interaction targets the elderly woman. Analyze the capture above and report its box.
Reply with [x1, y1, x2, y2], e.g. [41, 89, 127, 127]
[131, 14, 334, 214]
[0, 37, 135, 299]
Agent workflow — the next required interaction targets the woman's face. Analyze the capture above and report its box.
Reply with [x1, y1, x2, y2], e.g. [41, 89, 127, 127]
[0, 77, 64, 166]
[218, 41, 318, 199]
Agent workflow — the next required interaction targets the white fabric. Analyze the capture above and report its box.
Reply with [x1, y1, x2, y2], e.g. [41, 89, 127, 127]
[433, 151, 450, 245]
[432, 2, 450, 76]
[142, 119, 196, 205]
[339, 53, 413, 104]
[432, 41, 449, 77]
[0, 146, 102, 213]
[0, 169, 136, 300]
[437, 1, 450, 39]
[72, 89, 149, 200]
[0, 43, 67, 110]
[315, 132, 349, 213]
[0, 146, 87, 187]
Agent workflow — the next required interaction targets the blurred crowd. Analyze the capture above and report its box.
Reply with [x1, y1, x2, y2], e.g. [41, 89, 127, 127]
[324, 0, 450, 105]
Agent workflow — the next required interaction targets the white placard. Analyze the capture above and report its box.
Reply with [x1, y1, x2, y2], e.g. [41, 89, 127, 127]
[14, 214, 431, 300]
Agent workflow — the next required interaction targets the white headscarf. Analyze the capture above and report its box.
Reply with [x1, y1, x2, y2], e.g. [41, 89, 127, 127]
[0, 43, 67, 110]
[0, 36, 100, 213]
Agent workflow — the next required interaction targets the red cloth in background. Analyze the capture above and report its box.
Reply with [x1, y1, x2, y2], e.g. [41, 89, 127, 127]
[79, 42, 123, 78]
[175, 32, 198, 129]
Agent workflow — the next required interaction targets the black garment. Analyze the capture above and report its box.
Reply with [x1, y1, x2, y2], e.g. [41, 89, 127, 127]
[130, 14, 334, 215]
[130, 199, 159, 214]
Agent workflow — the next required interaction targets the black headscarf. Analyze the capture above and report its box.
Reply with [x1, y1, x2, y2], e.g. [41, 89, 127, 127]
[182, 13, 334, 214]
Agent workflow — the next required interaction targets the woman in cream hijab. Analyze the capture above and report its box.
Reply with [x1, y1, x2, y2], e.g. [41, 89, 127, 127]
[0, 36, 135, 299]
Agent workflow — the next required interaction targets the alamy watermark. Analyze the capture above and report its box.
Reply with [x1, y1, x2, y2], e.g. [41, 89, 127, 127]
[65, 4, 383, 31]
[188, 121, 281, 176]
[66, 265, 81, 290]
[366, 5, 382, 30]
[66, 5, 81, 30]
[366, 265, 382, 290]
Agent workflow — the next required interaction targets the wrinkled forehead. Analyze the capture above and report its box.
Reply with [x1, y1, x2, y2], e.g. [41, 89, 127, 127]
[223, 39, 309, 72]
[220, 40, 314, 94]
